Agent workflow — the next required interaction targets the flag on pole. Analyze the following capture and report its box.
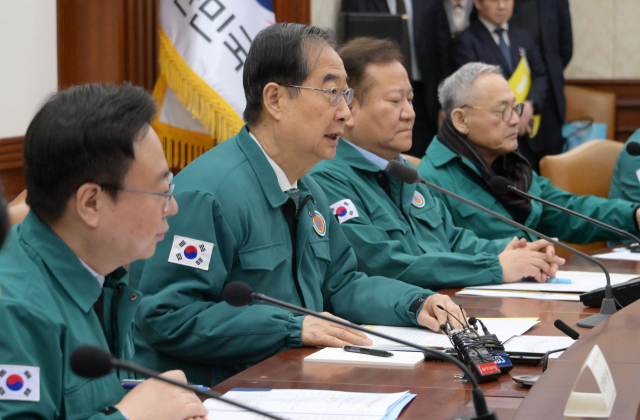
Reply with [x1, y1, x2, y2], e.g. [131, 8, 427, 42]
[154, 0, 275, 169]
[508, 48, 542, 138]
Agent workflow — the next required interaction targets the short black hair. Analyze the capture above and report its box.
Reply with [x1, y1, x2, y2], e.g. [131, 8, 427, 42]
[338, 37, 404, 105]
[242, 23, 336, 126]
[24, 83, 157, 225]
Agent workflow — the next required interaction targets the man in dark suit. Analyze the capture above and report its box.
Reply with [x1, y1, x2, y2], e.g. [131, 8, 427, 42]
[452, 0, 550, 172]
[511, 0, 572, 158]
[342, 0, 450, 158]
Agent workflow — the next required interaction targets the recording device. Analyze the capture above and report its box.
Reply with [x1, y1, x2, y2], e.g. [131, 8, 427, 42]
[70, 345, 284, 420]
[224, 282, 498, 420]
[436, 307, 502, 382]
[626, 141, 640, 156]
[468, 317, 512, 374]
[581, 277, 640, 308]
[488, 176, 640, 246]
[385, 161, 616, 329]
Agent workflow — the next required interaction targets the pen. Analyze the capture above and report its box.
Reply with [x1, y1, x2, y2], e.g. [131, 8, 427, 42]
[121, 379, 209, 391]
[342, 346, 393, 357]
[545, 278, 573, 284]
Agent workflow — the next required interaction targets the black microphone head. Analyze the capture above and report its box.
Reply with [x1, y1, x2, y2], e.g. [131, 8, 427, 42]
[627, 142, 640, 157]
[468, 317, 478, 326]
[385, 160, 421, 184]
[70, 345, 113, 378]
[488, 176, 512, 195]
[436, 304, 445, 311]
[223, 282, 255, 307]
[553, 319, 580, 340]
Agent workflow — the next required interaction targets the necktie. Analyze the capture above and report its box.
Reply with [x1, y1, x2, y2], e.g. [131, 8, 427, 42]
[285, 188, 300, 210]
[396, 0, 413, 78]
[494, 28, 513, 72]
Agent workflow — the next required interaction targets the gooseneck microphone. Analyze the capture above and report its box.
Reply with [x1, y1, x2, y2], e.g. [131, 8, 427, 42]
[488, 176, 640, 246]
[70, 345, 284, 420]
[626, 141, 640, 156]
[385, 161, 615, 329]
[553, 319, 580, 340]
[223, 281, 498, 420]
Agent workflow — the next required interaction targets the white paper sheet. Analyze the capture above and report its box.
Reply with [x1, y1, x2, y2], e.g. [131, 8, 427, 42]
[205, 389, 411, 419]
[456, 289, 581, 301]
[304, 348, 425, 367]
[463, 271, 638, 293]
[593, 250, 640, 261]
[504, 335, 576, 354]
[362, 318, 539, 349]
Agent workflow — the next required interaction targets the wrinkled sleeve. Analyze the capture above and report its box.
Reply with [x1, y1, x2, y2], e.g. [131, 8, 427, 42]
[136, 190, 304, 367]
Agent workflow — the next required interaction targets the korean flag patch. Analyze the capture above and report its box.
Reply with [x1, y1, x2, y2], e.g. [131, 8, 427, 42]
[330, 199, 359, 224]
[0, 365, 40, 402]
[168, 235, 214, 271]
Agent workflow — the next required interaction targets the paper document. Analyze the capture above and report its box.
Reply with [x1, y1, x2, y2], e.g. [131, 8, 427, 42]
[464, 271, 638, 293]
[362, 318, 539, 349]
[593, 249, 640, 261]
[456, 289, 581, 301]
[205, 388, 416, 420]
[304, 348, 425, 367]
[504, 335, 576, 355]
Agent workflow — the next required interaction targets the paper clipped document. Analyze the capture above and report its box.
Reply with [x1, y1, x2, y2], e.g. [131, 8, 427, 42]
[361, 318, 539, 350]
[504, 335, 576, 355]
[205, 388, 416, 420]
[456, 289, 581, 301]
[304, 348, 425, 367]
[463, 271, 639, 293]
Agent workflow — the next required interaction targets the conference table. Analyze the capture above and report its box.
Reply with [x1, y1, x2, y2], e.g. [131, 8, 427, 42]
[212, 249, 640, 419]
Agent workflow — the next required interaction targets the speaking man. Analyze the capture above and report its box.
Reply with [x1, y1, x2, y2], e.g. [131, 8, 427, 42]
[309, 37, 562, 290]
[418, 63, 640, 246]
[0, 84, 207, 420]
[131, 23, 465, 387]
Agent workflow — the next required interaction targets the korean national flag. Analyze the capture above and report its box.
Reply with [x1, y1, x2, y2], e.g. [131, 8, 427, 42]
[330, 199, 359, 224]
[0, 365, 40, 402]
[168, 235, 214, 271]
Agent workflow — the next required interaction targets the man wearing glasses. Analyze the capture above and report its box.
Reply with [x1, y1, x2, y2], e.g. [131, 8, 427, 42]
[0, 84, 208, 420]
[131, 23, 467, 387]
[417, 62, 640, 246]
[310, 38, 563, 291]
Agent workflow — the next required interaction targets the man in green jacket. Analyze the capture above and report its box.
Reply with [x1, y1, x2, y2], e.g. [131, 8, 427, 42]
[310, 38, 563, 290]
[0, 85, 207, 420]
[131, 23, 465, 387]
[418, 62, 640, 245]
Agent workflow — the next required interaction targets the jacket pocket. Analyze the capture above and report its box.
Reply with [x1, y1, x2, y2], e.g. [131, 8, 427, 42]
[371, 215, 409, 235]
[413, 206, 444, 229]
[238, 242, 290, 271]
[309, 239, 331, 263]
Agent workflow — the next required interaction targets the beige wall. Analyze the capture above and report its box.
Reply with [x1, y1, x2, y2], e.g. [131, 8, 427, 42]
[566, 0, 640, 79]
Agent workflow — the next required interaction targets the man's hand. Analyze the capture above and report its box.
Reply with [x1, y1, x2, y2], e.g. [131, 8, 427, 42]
[499, 237, 565, 283]
[302, 312, 373, 347]
[115, 370, 208, 420]
[518, 101, 534, 136]
[417, 294, 466, 332]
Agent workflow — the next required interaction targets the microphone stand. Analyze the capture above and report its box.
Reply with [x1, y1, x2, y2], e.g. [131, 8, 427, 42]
[385, 161, 615, 328]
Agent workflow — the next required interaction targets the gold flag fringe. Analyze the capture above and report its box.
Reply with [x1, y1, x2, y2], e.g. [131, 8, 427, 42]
[154, 27, 244, 168]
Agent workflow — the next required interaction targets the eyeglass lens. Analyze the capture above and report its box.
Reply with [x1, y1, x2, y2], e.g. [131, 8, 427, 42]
[329, 87, 354, 106]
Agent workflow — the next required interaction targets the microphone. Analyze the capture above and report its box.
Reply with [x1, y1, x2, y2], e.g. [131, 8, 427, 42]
[626, 141, 640, 156]
[385, 161, 615, 329]
[223, 281, 498, 420]
[553, 319, 580, 340]
[70, 345, 284, 420]
[488, 176, 640, 246]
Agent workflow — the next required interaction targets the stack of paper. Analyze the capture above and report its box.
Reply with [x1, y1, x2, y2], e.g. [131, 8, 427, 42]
[456, 271, 639, 301]
[504, 335, 577, 359]
[593, 248, 640, 261]
[361, 318, 539, 350]
[205, 388, 416, 420]
[304, 348, 425, 367]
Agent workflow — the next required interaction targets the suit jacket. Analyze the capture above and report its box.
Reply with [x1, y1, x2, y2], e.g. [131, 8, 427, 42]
[342, 0, 450, 127]
[453, 18, 548, 112]
[531, 0, 573, 120]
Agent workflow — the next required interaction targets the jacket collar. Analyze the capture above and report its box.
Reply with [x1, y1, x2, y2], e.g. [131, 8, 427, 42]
[335, 139, 391, 173]
[237, 126, 315, 208]
[427, 136, 483, 177]
[19, 212, 109, 313]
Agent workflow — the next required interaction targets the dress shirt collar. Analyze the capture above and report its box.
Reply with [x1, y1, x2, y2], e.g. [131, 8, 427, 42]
[248, 131, 298, 192]
[79, 259, 105, 288]
[478, 16, 509, 36]
[343, 140, 405, 172]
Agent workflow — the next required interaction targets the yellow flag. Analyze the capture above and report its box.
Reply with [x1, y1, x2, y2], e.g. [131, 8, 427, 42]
[508, 53, 541, 138]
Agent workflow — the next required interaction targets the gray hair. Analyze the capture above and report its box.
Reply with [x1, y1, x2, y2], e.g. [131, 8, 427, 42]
[438, 62, 503, 117]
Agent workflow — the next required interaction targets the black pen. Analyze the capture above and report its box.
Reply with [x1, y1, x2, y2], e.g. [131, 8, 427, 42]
[342, 345, 393, 357]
